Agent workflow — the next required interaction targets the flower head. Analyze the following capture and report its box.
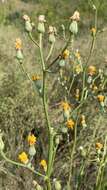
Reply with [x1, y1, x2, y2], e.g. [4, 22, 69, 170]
[15, 38, 22, 50]
[75, 51, 81, 60]
[38, 15, 46, 22]
[96, 142, 103, 150]
[60, 101, 71, 111]
[18, 152, 29, 164]
[32, 75, 41, 81]
[66, 119, 75, 129]
[75, 64, 82, 74]
[88, 65, 96, 76]
[28, 134, 36, 146]
[70, 11, 80, 21]
[91, 27, 96, 35]
[92, 85, 98, 92]
[62, 49, 70, 59]
[40, 159, 47, 172]
[97, 95, 105, 102]
[23, 14, 30, 22]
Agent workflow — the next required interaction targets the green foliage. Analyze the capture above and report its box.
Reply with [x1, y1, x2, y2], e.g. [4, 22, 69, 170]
[0, 5, 7, 24]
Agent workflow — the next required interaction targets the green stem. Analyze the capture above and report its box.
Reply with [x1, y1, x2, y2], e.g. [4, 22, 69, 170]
[28, 32, 39, 48]
[81, 8, 97, 102]
[102, 78, 107, 89]
[42, 71, 51, 132]
[67, 116, 78, 190]
[71, 99, 87, 116]
[47, 133, 54, 178]
[0, 150, 45, 178]
[39, 33, 54, 190]
[68, 75, 75, 95]
[78, 115, 102, 190]
[39, 33, 45, 70]
[95, 136, 107, 189]
[51, 145, 58, 173]
[46, 43, 55, 61]
[47, 33, 72, 70]
[81, 36, 96, 102]
[46, 178, 51, 190]
[19, 63, 38, 94]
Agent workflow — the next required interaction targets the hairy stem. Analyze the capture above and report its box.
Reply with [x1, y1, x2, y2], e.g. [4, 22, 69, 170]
[39, 33, 54, 190]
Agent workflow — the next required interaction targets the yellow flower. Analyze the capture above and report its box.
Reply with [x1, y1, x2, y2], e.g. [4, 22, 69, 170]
[28, 134, 36, 146]
[88, 65, 96, 76]
[91, 27, 96, 35]
[15, 38, 22, 50]
[62, 49, 70, 59]
[96, 142, 103, 150]
[40, 159, 47, 172]
[75, 64, 82, 74]
[32, 75, 41, 81]
[60, 101, 71, 111]
[93, 85, 98, 91]
[75, 52, 81, 60]
[81, 115, 86, 127]
[81, 115, 85, 121]
[18, 152, 29, 164]
[97, 95, 105, 102]
[70, 11, 80, 21]
[66, 119, 75, 129]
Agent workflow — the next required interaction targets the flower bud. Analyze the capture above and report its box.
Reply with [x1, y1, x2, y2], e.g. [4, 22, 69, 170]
[61, 126, 68, 133]
[38, 23, 45, 33]
[70, 11, 80, 21]
[100, 101, 105, 107]
[38, 15, 46, 22]
[38, 15, 46, 33]
[79, 146, 86, 157]
[61, 24, 65, 31]
[29, 145, 36, 156]
[87, 76, 92, 84]
[0, 133, 4, 151]
[63, 110, 70, 120]
[69, 21, 78, 35]
[91, 28, 96, 37]
[48, 26, 56, 43]
[16, 49, 23, 63]
[92, 4, 96, 10]
[54, 180, 61, 190]
[49, 33, 56, 43]
[81, 115, 87, 128]
[33, 180, 43, 190]
[25, 21, 32, 32]
[55, 135, 60, 145]
[23, 15, 30, 22]
[32, 75, 42, 95]
[59, 59, 66, 67]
